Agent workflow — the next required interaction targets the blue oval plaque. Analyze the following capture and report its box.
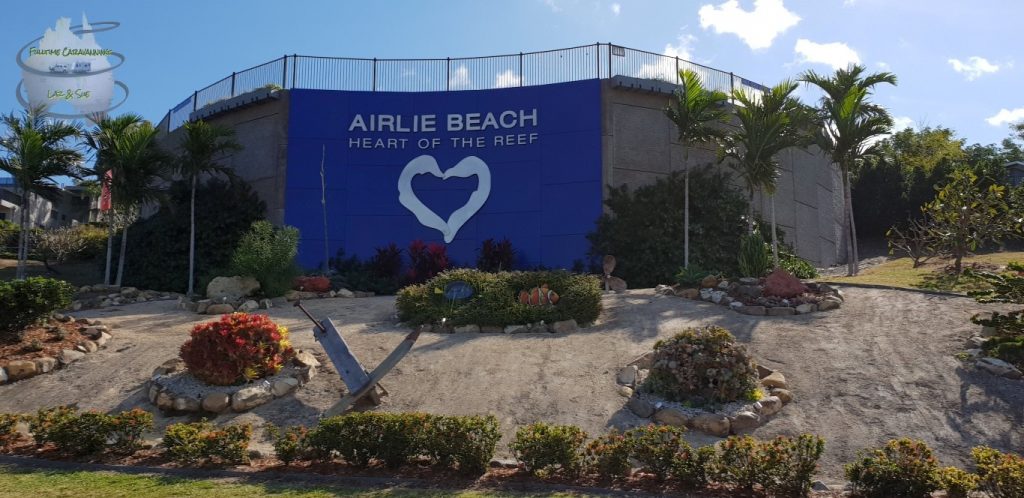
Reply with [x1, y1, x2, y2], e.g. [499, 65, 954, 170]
[443, 281, 474, 300]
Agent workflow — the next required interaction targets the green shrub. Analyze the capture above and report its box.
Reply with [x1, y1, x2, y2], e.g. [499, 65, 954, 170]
[329, 246, 404, 295]
[675, 264, 715, 288]
[422, 414, 500, 475]
[24, 406, 149, 456]
[477, 238, 516, 272]
[0, 219, 17, 251]
[588, 167, 749, 287]
[0, 277, 75, 341]
[163, 420, 252, 466]
[0, 413, 20, 446]
[395, 268, 602, 328]
[378, 412, 433, 469]
[76, 224, 109, 261]
[673, 445, 716, 489]
[509, 422, 588, 476]
[780, 251, 819, 279]
[983, 336, 1024, 369]
[115, 178, 266, 293]
[938, 466, 979, 498]
[228, 220, 300, 297]
[306, 413, 379, 468]
[264, 425, 310, 465]
[715, 435, 773, 493]
[583, 430, 631, 479]
[625, 424, 687, 482]
[27, 406, 77, 447]
[643, 325, 758, 404]
[109, 409, 154, 454]
[738, 231, 771, 278]
[845, 438, 940, 498]
[761, 434, 826, 498]
[972, 446, 1024, 498]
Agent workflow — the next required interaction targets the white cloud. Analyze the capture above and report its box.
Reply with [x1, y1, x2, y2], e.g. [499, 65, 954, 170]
[698, 0, 800, 50]
[610, 2, 620, 15]
[449, 65, 471, 89]
[636, 34, 696, 81]
[876, 61, 890, 70]
[986, 108, 1024, 126]
[891, 116, 915, 131]
[494, 69, 521, 88]
[794, 38, 860, 69]
[947, 56, 1000, 81]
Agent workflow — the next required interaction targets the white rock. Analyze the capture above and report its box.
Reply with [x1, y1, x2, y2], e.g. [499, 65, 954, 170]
[617, 385, 634, 397]
[710, 290, 726, 304]
[454, 324, 481, 333]
[259, 298, 273, 309]
[201, 392, 230, 413]
[755, 395, 783, 416]
[617, 365, 638, 386]
[337, 288, 355, 298]
[206, 276, 261, 301]
[549, 319, 578, 333]
[699, 288, 713, 300]
[272, 377, 300, 396]
[978, 357, 1023, 379]
[795, 303, 816, 314]
[238, 300, 259, 312]
[0, 367, 7, 384]
[503, 324, 528, 334]
[231, 384, 273, 411]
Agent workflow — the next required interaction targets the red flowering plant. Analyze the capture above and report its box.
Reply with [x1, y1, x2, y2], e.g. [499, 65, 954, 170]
[179, 313, 295, 386]
[293, 275, 331, 293]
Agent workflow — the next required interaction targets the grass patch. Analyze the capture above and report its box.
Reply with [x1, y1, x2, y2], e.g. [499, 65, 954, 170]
[0, 466, 586, 498]
[829, 251, 1024, 293]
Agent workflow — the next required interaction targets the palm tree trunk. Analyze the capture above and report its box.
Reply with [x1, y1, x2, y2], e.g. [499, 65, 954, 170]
[187, 175, 197, 297]
[683, 148, 690, 268]
[104, 213, 113, 285]
[115, 217, 128, 287]
[846, 170, 860, 275]
[841, 165, 855, 276]
[16, 195, 28, 279]
[748, 186, 756, 234]
[770, 193, 779, 268]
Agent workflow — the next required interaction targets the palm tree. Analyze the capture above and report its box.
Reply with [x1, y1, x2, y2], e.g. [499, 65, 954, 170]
[800, 65, 896, 275]
[665, 69, 730, 268]
[84, 114, 146, 285]
[104, 121, 170, 286]
[0, 105, 83, 279]
[721, 80, 812, 267]
[177, 120, 241, 296]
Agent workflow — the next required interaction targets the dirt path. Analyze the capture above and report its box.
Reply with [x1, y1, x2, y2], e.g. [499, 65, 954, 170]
[0, 288, 1021, 479]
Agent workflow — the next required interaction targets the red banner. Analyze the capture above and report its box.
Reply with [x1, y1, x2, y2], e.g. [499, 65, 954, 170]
[100, 169, 112, 212]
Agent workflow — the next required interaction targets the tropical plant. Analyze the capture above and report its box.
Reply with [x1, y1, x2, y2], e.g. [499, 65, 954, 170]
[721, 80, 812, 266]
[738, 230, 772, 278]
[228, 220, 300, 297]
[643, 325, 759, 404]
[0, 105, 83, 279]
[801, 65, 897, 275]
[179, 313, 295, 386]
[665, 69, 730, 269]
[176, 120, 241, 296]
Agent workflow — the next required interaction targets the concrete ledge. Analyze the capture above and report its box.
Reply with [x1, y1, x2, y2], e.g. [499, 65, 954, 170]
[190, 88, 282, 123]
[817, 281, 968, 298]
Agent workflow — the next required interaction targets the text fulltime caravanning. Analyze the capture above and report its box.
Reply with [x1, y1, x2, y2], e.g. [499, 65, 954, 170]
[348, 109, 538, 133]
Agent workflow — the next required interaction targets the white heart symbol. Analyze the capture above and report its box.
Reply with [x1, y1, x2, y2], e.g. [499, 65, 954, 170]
[397, 155, 491, 243]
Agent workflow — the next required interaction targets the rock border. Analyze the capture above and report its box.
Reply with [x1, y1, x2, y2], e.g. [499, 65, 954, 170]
[413, 318, 581, 335]
[178, 288, 376, 316]
[655, 277, 844, 316]
[72, 284, 178, 311]
[960, 329, 1023, 380]
[146, 351, 320, 415]
[0, 315, 112, 386]
[618, 352, 794, 437]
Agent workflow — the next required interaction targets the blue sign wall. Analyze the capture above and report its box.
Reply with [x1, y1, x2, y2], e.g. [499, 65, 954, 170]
[285, 80, 603, 270]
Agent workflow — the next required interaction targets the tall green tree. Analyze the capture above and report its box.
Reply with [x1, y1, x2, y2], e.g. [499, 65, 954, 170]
[665, 69, 730, 268]
[721, 80, 812, 267]
[801, 65, 897, 275]
[177, 120, 241, 296]
[0, 105, 83, 279]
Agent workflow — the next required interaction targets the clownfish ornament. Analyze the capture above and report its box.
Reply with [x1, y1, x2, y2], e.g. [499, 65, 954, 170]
[518, 284, 559, 306]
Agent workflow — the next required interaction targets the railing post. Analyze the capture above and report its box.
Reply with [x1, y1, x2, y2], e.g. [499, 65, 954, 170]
[192, 91, 197, 112]
[230, 72, 236, 97]
[167, 109, 171, 133]
[281, 55, 287, 88]
[292, 54, 298, 88]
[595, 42, 599, 78]
[372, 58, 377, 91]
[446, 57, 450, 91]
[519, 52, 523, 86]
[729, 71, 735, 104]
[607, 42, 612, 79]
[675, 56, 680, 84]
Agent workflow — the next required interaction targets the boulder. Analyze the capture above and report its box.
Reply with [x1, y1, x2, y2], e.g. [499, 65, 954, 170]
[34, 356, 58, 374]
[655, 284, 675, 296]
[293, 350, 321, 368]
[699, 288, 714, 300]
[739, 277, 759, 285]
[755, 396, 783, 416]
[676, 288, 700, 299]
[156, 392, 175, 410]
[173, 397, 201, 412]
[59, 349, 86, 364]
[238, 300, 259, 312]
[617, 365, 638, 386]
[231, 385, 273, 411]
[761, 371, 788, 389]
[206, 276, 261, 302]
[454, 324, 481, 333]
[94, 332, 112, 348]
[653, 407, 689, 427]
[737, 285, 762, 298]
[967, 336, 988, 349]
[617, 385, 634, 398]
[770, 388, 794, 404]
[627, 396, 655, 418]
[717, 280, 730, 290]
[481, 325, 504, 334]
[120, 287, 139, 298]
[81, 327, 104, 339]
[336, 288, 355, 298]
[700, 275, 720, 289]
[206, 303, 235, 315]
[692, 413, 730, 437]
[549, 319, 578, 333]
[763, 268, 808, 299]
[739, 305, 767, 316]
[756, 364, 773, 379]
[153, 358, 186, 377]
[284, 290, 318, 301]
[767, 307, 796, 316]
[5, 360, 38, 381]
[76, 340, 98, 353]
[202, 392, 231, 413]
[503, 324, 528, 334]
[0, 367, 6, 384]
[730, 411, 761, 433]
[603, 275, 628, 293]
[148, 385, 160, 403]
[195, 299, 211, 314]
[978, 357, 1023, 379]
[258, 298, 273, 309]
[818, 297, 842, 311]
[710, 291, 726, 304]
[795, 303, 817, 314]
[272, 377, 300, 397]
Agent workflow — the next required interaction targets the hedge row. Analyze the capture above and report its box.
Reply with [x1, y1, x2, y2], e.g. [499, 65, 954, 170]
[396, 268, 602, 327]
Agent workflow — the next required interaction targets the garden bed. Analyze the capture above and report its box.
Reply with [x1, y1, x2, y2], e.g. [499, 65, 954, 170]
[0, 315, 111, 385]
[660, 270, 844, 316]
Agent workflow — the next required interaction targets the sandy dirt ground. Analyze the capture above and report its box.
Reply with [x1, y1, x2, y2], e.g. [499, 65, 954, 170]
[1, 287, 1021, 480]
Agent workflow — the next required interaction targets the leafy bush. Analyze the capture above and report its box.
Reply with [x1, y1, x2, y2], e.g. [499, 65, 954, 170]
[983, 336, 1024, 369]
[938, 466, 979, 498]
[26, 406, 151, 456]
[328, 245, 404, 295]
[422, 414, 500, 474]
[780, 251, 819, 279]
[368, 243, 404, 288]
[407, 239, 449, 284]
[75, 224, 109, 261]
[509, 422, 588, 476]
[968, 262, 1024, 339]
[163, 420, 252, 466]
[116, 178, 266, 293]
[675, 264, 715, 288]
[228, 220, 300, 297]
[760, 434, 826, 498]
[973, 446, 1024, 498]
[0, 219, 17, 251]
[583, 430, 631, 479]
[109, 408, 154, 454]
[625, 425, 687, 482]
[264, 424, 311, 465]
[0, 413, 20, 446]
[643, 325, 758, 404]
[0, 277, 74, 342]
[179, 313, 295, 386]
[845, 438, 940, 498]
[588, 167, 749, 287]
[34, 226, 87, 264]
[738, 231, 771, 278]
[395, 268, 602, 327]
[715, 435, 773, 493]
[477, 238, 516, 272]
[673, 444, 717, 489]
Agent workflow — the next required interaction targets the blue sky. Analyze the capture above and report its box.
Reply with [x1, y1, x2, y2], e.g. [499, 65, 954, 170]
[2, 0, 1022, 149]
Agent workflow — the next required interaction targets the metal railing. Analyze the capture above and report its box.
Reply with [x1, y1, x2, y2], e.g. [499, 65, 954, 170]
[165, 43, 766, 131]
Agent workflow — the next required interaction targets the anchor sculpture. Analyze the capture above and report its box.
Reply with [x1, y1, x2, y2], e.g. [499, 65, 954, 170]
[293, 301, 421, 417]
